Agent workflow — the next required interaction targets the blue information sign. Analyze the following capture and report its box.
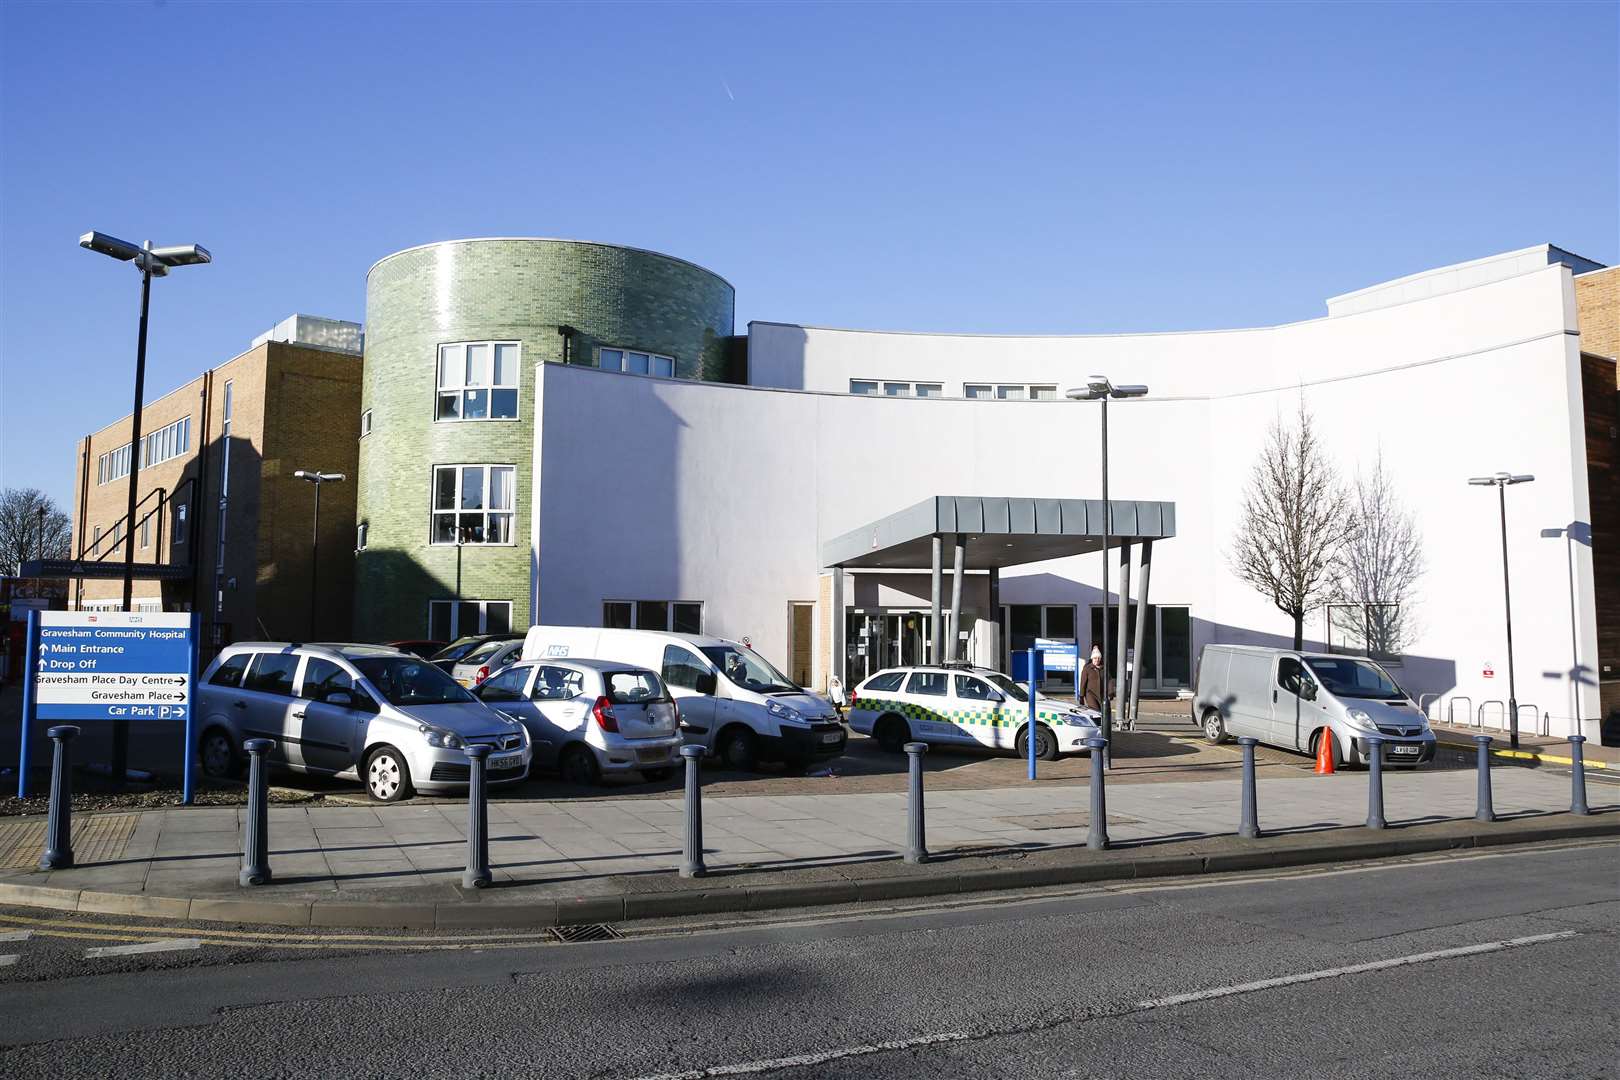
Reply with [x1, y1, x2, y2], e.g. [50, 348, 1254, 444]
[18, 611, 200, 801]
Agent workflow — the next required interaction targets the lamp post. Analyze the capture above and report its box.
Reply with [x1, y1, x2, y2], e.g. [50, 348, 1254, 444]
[1468, 472, 1534, 749]
[1066, 377, 1148, 767]
[79, 231, 210, 786]
[293, 471, 346, 640]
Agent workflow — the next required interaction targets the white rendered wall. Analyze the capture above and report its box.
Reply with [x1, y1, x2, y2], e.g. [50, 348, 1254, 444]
[537, 262, 1600, 735]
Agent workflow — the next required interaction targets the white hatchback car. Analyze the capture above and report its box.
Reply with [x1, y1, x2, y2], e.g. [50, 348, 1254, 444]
[846, 665, 1102, 760]
[475, 658, 682, 785]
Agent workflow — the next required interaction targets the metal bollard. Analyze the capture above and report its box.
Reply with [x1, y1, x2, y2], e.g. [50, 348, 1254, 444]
[680, 745, 706, 878]
[1365, 735, 1386, 830]
[1569, 735, 1590, 816]
[1473, 734, 1496, 823]
[1085, 736, 1109, 850]
[462, 743, 493, 889]
[904, 742, 929, 864]
[39, 726, 80, 871]
[1237, 736, 1260, 839]
[239, 738, 275, 886]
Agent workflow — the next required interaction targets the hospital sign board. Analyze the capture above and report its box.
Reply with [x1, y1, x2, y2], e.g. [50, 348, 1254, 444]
[33, 611, 194, 722]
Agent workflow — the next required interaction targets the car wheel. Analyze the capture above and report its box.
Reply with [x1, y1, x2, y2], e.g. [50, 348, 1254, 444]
[199, 728, 238, 778]
[365, 746, 413, 802]
[641, 767, 674, 782]
[718, 727, 758, 771]
[560, 744, 602, 786]
[1016, 724, 1059, 761]
[1203, 710, 1227, 745]
[874, 714, 910, 754]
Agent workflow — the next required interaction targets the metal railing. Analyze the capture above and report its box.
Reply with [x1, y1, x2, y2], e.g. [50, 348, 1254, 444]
[1447, 696, 1474, 729]
[1478, 700, 1507, 731]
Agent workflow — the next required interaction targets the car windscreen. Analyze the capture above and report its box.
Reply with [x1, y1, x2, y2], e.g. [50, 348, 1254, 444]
[430, 637, 483, 663]
[984, 673, 1030, 702]
[354, 657, 477, 707]
[461, 640, 510, 665]
[699, 645, 799, 694]
[1305, 658, 1405, 701]
[605, 670, 671, 704]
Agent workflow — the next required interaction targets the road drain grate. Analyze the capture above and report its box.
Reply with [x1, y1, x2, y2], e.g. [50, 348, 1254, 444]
[551, 923, 621, 943]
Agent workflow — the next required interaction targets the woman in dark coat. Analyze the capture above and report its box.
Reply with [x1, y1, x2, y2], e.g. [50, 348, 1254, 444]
[1079, 645, 1111, 712]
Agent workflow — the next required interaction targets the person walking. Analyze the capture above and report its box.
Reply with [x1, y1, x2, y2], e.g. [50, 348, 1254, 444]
[1079, 645, 1112, 713]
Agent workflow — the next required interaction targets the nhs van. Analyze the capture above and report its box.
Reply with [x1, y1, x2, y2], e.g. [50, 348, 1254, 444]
[520, 626, 847, 772]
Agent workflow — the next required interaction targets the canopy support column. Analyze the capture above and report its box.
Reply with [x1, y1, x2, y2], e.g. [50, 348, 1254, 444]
[1114, 541, 1131, 731]
[930, 534, 943, 665]
[1128, 539, 1153, 731]
[948, 533, 966, 662]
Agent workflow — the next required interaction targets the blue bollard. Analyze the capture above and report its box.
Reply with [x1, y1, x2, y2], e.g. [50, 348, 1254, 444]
[39, 726, 80, 871]
[905, 742, 929, 864]
[1365, 735, 1386, 830]
[1474, 735, 1496, 823]
[1238, 736, 1260, 839]
[462, 743, 493, 889]
[680, 745, 706, 878]
[239, 738, 275, 886]
[1026, 647, 1038, 781]
[1569, 735, 1589, 816]
[1085, 735, 1109, 850]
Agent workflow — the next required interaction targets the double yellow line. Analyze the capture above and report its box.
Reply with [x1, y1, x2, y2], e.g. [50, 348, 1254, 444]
[0, 911, 561, 951]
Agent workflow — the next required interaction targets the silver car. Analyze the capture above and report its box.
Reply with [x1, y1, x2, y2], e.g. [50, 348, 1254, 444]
[450, 638, 524, 690]
[197, 642, 532, 801]
[475, 658, 681, 785]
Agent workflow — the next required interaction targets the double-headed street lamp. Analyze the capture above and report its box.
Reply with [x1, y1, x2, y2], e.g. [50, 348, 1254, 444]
[294, 471, 346, 640]
[80, 231, 210, 787]
[1067, 376, 1148, 767]
[1468, 471, 1534, 749]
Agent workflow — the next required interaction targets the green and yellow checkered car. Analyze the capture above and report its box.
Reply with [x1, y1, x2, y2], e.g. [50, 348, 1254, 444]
[846, 666, 1101, 759]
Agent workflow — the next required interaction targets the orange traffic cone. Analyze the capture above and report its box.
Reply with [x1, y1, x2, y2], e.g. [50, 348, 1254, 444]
[1314, 731, 1336, 775]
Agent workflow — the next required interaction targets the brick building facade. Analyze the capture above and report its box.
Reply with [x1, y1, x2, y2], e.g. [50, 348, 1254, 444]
[1575, 266, 1619, 721]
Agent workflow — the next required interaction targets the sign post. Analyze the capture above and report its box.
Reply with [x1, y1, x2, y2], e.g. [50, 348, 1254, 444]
[20, 611, 197, 802]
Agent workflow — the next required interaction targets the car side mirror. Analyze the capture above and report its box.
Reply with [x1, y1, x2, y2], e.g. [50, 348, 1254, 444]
[696, 672, 718, 696]
[1302, 679, 1318, 702]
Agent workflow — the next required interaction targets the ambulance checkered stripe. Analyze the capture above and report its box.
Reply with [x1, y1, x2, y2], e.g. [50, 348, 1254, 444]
[849, 696, 1067, 727]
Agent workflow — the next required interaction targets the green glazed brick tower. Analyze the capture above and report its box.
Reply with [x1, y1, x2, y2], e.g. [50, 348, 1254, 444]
[354, 238, 735, 641]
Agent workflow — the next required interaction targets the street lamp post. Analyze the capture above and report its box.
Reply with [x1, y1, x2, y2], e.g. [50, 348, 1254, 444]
[1067, 377, 1148, 769]
[80, 231, 210, 786]
[1468, 472, 1534, 749]
[293, 471, 346, 641]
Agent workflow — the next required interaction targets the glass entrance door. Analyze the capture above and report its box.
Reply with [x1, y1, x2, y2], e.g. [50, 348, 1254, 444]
[1003, 604, 1078, 690]
[845, 609, 931, 687]
[1087, 604, 1192, 692]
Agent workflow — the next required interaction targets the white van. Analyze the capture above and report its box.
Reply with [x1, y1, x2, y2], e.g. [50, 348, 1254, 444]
[520, 626, 846, 771]
[1191, 644, 1435, 768]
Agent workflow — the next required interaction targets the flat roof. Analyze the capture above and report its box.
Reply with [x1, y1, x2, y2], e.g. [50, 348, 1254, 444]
[822, 496, 1176, 570]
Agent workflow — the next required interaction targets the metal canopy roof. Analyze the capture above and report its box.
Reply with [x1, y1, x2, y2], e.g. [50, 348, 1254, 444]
[821, 496, 1177, 570]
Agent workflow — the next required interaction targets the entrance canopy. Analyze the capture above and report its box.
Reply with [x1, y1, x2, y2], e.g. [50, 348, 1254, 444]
[821, 496, 1176, 570]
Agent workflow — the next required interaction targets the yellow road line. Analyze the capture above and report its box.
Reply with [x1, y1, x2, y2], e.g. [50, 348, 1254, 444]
[0, 911, 554, 945]
[1437, 742, 1612, 769]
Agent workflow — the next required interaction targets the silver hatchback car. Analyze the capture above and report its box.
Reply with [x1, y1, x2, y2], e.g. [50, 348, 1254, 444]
[197, 643, 532, 801]
[475, 658, 681, 785]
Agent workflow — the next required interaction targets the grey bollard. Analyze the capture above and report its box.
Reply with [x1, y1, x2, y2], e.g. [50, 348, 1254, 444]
[1365, 735, 1386, 830]
[680, 745, 707, 878]
[1569, 735, 1590, 816]
[462, 743, 493, 889]
[1237, 736, 1260, 839]
[1085, 736, 1109, 850]
[239, 738, 275, 886]
[904, 742, 929, 864]
[39, 726, 80, 871]
[1474, 734, 1496, 823]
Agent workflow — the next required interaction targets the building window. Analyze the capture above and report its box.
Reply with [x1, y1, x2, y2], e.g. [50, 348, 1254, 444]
[995, 385, 1025, 400]
[599, 348, 675, 377]
[964, 384, 992, 399]
[915, 384, 943, 398]
[139, 416, 191, 469]
[603, 599, 703, 633]
[1030, 385, 1057, 400]
[93, 525, 102, 553]
[850, 380, 879, 395]
[360, 409, 372, 437]
[429, 599, 512, 642]
[884, 382, 911, 397]
[437, 342, 519, 421]
[174, 502, 187, 546]
[355, 521, 368, 551]
[140, 517, 151, 549]
[431, 464, 515, 545]
[97, 443, 133, 485]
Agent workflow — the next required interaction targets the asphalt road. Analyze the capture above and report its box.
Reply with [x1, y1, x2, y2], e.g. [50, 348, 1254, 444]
[1, 840, 1615, 1079]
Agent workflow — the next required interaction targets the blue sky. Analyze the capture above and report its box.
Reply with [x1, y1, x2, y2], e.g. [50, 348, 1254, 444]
[2, 1, 1615, 507]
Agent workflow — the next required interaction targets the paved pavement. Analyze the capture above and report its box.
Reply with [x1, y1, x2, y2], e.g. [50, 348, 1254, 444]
[1, 841, 1614, 1078]
[1, 761, 1612, 922]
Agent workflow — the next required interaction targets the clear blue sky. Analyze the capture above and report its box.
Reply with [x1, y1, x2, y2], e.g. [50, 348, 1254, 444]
[2, 1, 1615, 508]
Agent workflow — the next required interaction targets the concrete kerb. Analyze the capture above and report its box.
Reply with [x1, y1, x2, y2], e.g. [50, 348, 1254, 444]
[2, 815, 1615, 930]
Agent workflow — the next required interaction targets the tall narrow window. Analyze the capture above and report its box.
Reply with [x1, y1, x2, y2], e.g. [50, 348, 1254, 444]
[437, 342, 519, 421]
[431, 465, 515, 545]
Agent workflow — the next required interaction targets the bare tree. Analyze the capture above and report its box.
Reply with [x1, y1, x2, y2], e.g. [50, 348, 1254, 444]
[1229, 403, 1358, 649]
[1332, 451, 1425, 658]
[0, 488, 72, 576]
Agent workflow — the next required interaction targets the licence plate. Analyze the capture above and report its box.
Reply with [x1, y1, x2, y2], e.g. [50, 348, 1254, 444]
[1390, 744, 1420, 755]
[820, 732, 843, 745]
[635, 748, 669, 764]
[489, 754, 523, 770]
